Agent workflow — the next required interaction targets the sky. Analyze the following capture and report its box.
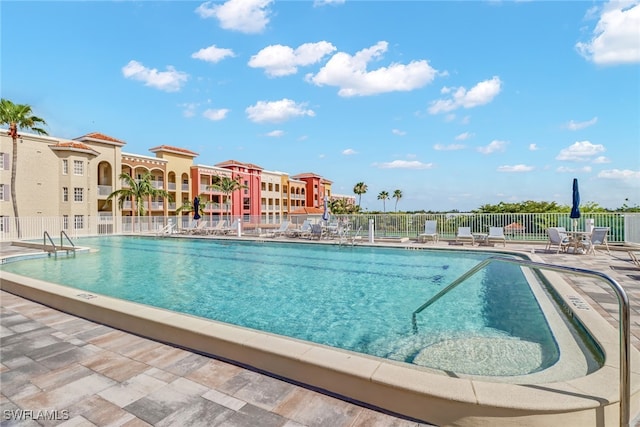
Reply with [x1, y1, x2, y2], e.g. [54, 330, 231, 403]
[2, 0, 639, 212]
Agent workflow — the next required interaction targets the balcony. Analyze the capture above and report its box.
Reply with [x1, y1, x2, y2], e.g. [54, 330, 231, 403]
[97, 185, 112, 197]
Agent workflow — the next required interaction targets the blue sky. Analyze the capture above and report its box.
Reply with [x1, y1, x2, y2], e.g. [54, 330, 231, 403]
[2, 0, 639, 212]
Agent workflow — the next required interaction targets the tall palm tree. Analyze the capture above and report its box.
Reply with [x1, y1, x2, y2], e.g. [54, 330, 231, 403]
[353, 182, 368, 209]
[0, 99, 48, 237]
[106, 172, 172, 232]
[393, 189, 403, 212]
[208, 175, 248, 222]
[378, 191, 389, 212]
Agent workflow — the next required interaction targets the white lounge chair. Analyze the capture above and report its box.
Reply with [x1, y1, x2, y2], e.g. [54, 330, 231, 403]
[309, 223, 325, 240]
[221, 219, 240, 235]
[456, 227, 475, 245]
[487, 227, 506, 246]
[206, 220, 227, 235]
[419, 220, 439, 243]
[287, 220, 312, 238]
[185, 220, 208, 235]
[629, 251, 640, 268]
[267, 221, 290, 238]
[577, 227, 610, 255]
[545, 227, 571, 253]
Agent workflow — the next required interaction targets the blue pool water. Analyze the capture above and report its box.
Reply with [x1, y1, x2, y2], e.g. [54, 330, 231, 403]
[2, 236, 560, 376]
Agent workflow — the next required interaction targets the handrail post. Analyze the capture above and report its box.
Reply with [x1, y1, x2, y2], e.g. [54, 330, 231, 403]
[411, 256, 631, 427]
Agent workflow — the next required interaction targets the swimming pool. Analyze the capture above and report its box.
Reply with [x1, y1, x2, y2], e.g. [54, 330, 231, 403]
[0, 236, 601, 381]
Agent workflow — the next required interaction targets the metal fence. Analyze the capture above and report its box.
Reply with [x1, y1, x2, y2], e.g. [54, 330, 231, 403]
[1, 212, 639, 245]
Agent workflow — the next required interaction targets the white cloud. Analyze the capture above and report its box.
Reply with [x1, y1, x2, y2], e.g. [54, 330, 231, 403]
[428, 76, 502, 114]
[477, 139, 508, 154]
[433, 143, 465, 151]
[203, 108, 229, 121]
[314, 0, 345, 6]
[122, 60, 188, 92]
[529, 143, 539, 151]
[556, 140, 606, 161]
[373, 160, 434, 169]
[556, 166, 593, 173]
[195, 0, 272, 34]
[306, 41, 438, 97]
[192, 45, 235, 63]
[576, 1, 640, 65]
[392, 129, 406, 136]
[266, 130, 284, 137]
[180, 103, 198, 118]
[565, 117, 598, 130]
[455, 132, 473, 141]
[593, 156, 611, 163]
[245, 99, 315, 123]
[598, 168, 640, 179]
[497, 164, 535, 172]
[342, 148, 357, 155]
[249, 42, 336, 77]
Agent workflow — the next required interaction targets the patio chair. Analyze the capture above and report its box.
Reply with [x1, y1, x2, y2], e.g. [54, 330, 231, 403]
[545, 227, 571, 253]
[629, 251, 640, 268]
[309, 223, 325, 240]
[418, 220, 439, 243]
[455, 227, 475, 245]
[577, 227, 610, 255]
[487, 227, 506, 246]
[221, 219, 240, 235]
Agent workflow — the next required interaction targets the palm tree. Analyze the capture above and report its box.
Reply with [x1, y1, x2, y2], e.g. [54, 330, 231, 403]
[393, 189, 403, 212]
[106, 172, 172, 232]
[378, 191, 389, 212]
[208, 175, 248, 223]
[0, 99, 48, 237]
[353, 182, 368, 209]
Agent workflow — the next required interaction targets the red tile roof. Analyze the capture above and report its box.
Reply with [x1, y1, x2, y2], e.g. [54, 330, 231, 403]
[75, 132, 126, 146]
[50, 141, 99, 155]
[289, 207, 325, 215]
[149, 145, 199, 157]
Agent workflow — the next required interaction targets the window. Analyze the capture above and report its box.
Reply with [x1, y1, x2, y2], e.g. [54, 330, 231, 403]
[63, 187, 68, 202]
[243, 197, 250, 210]
[74, 215, 84, 230]
[0, 184, 7, 201]
[63, 215, 69, 230]
[62, 159, 68, 175]
[73, 160, 84, 175]
[74, 187, 83, 202]
[275, 184, 279, 192]
[0, 153, 8, 170]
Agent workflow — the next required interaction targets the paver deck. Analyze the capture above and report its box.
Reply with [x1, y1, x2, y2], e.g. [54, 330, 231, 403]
[1, 239, 639, 426]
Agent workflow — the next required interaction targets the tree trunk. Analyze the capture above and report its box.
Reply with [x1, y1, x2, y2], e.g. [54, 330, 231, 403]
[10, 126, 20, 238]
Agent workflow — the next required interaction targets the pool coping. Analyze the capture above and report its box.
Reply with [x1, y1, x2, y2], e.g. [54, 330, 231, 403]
[1, 241, 639, 426]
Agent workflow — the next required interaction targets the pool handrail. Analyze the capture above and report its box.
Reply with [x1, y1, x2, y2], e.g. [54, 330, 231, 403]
[411, 256, 631, 427]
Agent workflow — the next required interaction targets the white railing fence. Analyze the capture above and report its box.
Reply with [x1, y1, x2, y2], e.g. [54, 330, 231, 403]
[1, 212, 637, 244]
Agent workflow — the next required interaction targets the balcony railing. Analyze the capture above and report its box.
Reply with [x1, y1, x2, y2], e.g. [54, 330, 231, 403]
[97, 185, 112, 197]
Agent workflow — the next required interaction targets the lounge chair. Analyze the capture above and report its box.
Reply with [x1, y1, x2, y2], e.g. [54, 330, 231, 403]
[266, 221, 290, 238]
[221, 219, 240, 235]
[418, 220, 439, 243]
[205, 220, 227, 235]
[456, 227, 475, 245]
[545, 227, 571, 253]
[287, 220, 312, 238]
[487, 227, 506, 246]
[629, 251, 640, 267]
[185, 220, 208, 235]
[577, 227, 610, 255]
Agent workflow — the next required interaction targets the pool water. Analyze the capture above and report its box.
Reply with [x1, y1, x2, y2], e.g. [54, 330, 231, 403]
[2, 236, 560, 376]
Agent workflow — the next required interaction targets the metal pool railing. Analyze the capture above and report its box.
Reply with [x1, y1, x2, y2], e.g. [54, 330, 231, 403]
[411, 256, 631, 427]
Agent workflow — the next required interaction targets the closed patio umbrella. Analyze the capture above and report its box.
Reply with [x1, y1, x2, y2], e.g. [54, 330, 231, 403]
[193, 196, 201, 221]
[570, 178, 580, 231]
[322, 195, 329, 222]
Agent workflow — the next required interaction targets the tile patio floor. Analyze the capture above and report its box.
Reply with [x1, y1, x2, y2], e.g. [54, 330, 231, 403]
[1, 239, 639, 426]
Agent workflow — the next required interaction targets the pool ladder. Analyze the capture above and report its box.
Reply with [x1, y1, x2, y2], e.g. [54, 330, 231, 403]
[410, 256, 631, 427]
[43, 231, 76, 257]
